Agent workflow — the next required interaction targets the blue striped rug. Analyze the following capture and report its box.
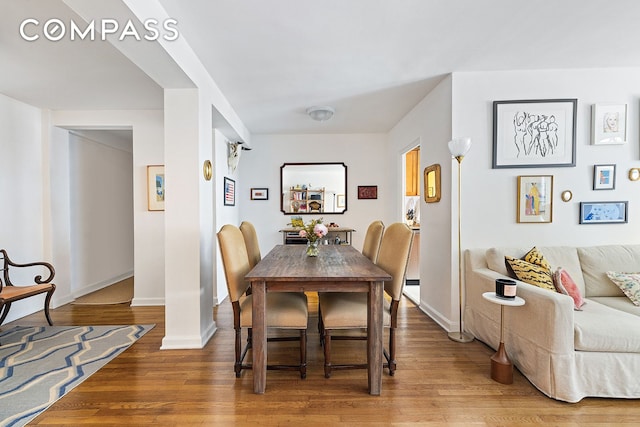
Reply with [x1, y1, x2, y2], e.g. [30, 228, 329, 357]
[0, 324, 154, 427]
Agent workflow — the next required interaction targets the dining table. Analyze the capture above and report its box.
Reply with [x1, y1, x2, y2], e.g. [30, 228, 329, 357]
[245, 244, 392, 395]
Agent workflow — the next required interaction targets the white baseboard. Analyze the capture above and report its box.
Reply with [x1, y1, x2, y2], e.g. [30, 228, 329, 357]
[131, 297, 165, 306]
[72, 271, 134, 299]
[160, 321, 217, 349]
[418, 299, 454, 333]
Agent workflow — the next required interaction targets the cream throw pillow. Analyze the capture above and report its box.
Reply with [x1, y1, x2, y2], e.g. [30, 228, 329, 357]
[605, 272, 640, 306]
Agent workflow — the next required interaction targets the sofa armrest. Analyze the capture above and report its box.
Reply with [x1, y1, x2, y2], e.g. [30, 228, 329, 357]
[465, 266, 575, 355]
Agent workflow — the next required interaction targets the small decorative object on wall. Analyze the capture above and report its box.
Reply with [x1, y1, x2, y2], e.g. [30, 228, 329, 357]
[629, 168, 640, 181]
[147, 165, 165, 211]
[560, 190, 573, 202]
[203, 160, 213, 181]
[516, 175, 553, 223]
[580, 201, 628, 224]
[592, 104, 627, 145]
[357, 185, 377, 199]
[224, 177, 235, 206]
[336, 194, 346, 208]
[227, 141, 241, 173]
[424, 164, 441, 203]
[493, 99, 577, 168]
[593, 164, 616, 190]
[250, 188, 268, 200]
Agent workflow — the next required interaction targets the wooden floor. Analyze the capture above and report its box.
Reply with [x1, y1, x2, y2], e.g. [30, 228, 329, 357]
[6, 295, 639, 426]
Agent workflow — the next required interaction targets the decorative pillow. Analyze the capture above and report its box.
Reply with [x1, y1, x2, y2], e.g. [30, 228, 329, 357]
[605, 272, 640, 306]
[523, 246, 551, 271]
[553, 267, 585, 310]
[505, 256, 556, 291]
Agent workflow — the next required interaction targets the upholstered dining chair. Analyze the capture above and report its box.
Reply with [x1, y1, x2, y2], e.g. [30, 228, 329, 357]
[318, 222, 413, 378]
[361, 220, 385, 263]
[217, 224, 309, 378]
[239, 221, 261, 269]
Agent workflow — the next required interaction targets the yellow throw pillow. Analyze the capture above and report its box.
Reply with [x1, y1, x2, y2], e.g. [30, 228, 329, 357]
[505, 256, 556, 291]
[523, 246, 551, 271]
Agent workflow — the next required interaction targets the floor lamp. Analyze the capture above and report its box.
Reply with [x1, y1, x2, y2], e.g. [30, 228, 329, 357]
[448, 137, 474, 343]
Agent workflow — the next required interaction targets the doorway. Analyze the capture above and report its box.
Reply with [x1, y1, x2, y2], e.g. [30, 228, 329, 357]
[402, 144, 420, 304]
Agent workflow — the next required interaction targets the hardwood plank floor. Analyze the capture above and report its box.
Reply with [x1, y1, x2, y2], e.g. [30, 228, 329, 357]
[4, 295, 639, 426]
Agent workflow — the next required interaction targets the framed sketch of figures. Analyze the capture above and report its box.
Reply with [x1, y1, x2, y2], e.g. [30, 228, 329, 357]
[592, 104, 627, 145]
[493, 99, 577, 168]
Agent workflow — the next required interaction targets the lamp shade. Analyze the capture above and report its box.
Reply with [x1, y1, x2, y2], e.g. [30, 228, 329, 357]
[306, 106, 335, 122]
[448, 137, 472, 157]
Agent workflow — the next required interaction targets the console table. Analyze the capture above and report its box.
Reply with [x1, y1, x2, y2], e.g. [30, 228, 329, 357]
[279, 227, 355, 245]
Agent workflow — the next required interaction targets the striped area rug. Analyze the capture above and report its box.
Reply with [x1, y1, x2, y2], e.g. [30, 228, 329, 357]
[0, 324, 154, 427]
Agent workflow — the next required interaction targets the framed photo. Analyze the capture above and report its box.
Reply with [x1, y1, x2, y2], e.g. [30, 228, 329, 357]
[592, 104, 627, 145]
[580, 201, 628, 224]
[516, 175, 553, 223]
[224, 177, 235, 206]
[147, 165, 165, 211]
[336, 194, 346, 208]
[250, 188, 269, 200]
[593, 164, 616, 190]
[357, 185, 377, 199]
[493, 99, 577, 168]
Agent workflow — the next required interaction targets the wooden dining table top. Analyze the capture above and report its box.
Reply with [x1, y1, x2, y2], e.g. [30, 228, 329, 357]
[245, 244, 391, 284]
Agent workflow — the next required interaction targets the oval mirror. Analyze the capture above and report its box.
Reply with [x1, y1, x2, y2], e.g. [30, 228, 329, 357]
[560, 190, 573, 202]
[629, 168, 640, 181]
[423, 164, 441, 203]
[280, 162, 347, 215]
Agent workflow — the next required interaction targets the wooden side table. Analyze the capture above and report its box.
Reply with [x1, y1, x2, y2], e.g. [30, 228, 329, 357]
[482, 292, 525, 384]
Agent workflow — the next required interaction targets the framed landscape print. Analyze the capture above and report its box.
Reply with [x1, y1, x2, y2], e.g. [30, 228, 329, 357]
[250, 188, 268, 200]
[592, 104, 627, 145]
[147, 165, 165, 211]
[580, 201, 628, 224]
[493, 99, 577, 168]
[516, 175, 553, 223]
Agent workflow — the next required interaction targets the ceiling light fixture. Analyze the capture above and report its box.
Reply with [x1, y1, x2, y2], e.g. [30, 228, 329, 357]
[306, 106, 335, 122]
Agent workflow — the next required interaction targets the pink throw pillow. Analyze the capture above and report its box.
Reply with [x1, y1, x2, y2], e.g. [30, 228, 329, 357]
[553, 268, 585, 310]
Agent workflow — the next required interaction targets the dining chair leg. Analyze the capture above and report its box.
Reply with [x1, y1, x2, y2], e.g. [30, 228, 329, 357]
[300, 329, 307, 379]
[323, 329, 332, 378]
[387, 327, 397, 376]
[234, 327, 242, 377]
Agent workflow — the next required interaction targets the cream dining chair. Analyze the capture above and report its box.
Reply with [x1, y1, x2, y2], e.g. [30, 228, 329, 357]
[239, 221, 261, 269]
[361, 220, 385, 263]
[217, 224, 309, 378]
[318, 222, 413, 378]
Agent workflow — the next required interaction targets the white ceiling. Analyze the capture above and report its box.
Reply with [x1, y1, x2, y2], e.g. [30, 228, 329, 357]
[3, 0, 640, 135]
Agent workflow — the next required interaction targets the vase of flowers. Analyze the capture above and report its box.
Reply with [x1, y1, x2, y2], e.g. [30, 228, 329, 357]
[297, 218, 328, 257]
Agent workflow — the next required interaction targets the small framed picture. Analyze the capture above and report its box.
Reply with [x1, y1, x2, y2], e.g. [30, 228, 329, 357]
[147, 165, 165, 211]
[357, 186, 378, 199]
[593, 164, 616, 190]
[592, 104, 627, 145]
[516, 175, 553, 223]
[336, 194, 346, 208]
[580, 201, 628, 224]
[250, 188, 269, 200]
[224, 177, 235, 206]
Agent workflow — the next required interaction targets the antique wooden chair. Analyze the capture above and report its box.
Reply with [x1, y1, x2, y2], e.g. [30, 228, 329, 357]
[217, 225, 309, 378]
[0, 249, 56, 326]
[318, 223, 413, 377]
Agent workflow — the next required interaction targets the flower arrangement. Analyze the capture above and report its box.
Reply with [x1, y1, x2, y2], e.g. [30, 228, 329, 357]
[290, 217, 328, 256]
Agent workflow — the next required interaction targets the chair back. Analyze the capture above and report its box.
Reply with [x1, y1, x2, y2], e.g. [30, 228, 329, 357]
[217, 224, 251, 302]
[361, 220, 384, 263]
[376, 223, 413, 301]
[240, 221, 261, 269]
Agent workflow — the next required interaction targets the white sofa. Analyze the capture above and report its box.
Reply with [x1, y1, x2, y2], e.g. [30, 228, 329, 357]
[465, 245, 640, 403]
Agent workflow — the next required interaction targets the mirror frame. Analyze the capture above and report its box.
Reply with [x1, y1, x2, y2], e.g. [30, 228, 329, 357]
[424, 164, 441, 203]
[280, 162, 348, 215]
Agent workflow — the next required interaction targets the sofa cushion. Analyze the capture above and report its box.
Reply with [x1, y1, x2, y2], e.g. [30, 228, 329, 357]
[605, 272, 640, 306]
[588, 296, 640, 317]
[553, 267, 585, 310]
[574, 300, 640, 352]
[578, 245, 640, 297]
[505, 256, 556, 291]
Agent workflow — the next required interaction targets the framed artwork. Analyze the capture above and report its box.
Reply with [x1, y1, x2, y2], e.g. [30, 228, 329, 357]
[593, 164, 616, 190]
[493, 99, 577, 168]
[357, 185, 377, 199]
[580, 201, 628, 224]
[336, 194, 346, 208]
[592, 104, 627, 145]
[224, 177, 235, 206]
[250, 188, 268, 200]
[516, 175, 553, 223]
[424, 164, 441, 203]
[147, 165, 165, 211]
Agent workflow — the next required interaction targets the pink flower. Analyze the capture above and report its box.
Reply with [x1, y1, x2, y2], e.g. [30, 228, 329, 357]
[314, 223, 328, 237]
[299, 230, 307, 238]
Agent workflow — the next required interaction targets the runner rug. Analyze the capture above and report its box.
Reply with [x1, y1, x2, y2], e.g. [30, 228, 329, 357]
[0, 324, 154, 427]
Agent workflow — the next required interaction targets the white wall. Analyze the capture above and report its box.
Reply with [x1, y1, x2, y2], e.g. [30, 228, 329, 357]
[0, 94, 48, 323]
[239, 133, 392, 255]
[68, 131, 134, 297]
[453, 68, 640, 249]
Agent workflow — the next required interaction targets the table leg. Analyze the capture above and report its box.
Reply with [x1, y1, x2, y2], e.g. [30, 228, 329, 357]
[367, 280, 384, 395]
[252, 280, 267, 394]
[490, 305, 513, 384]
